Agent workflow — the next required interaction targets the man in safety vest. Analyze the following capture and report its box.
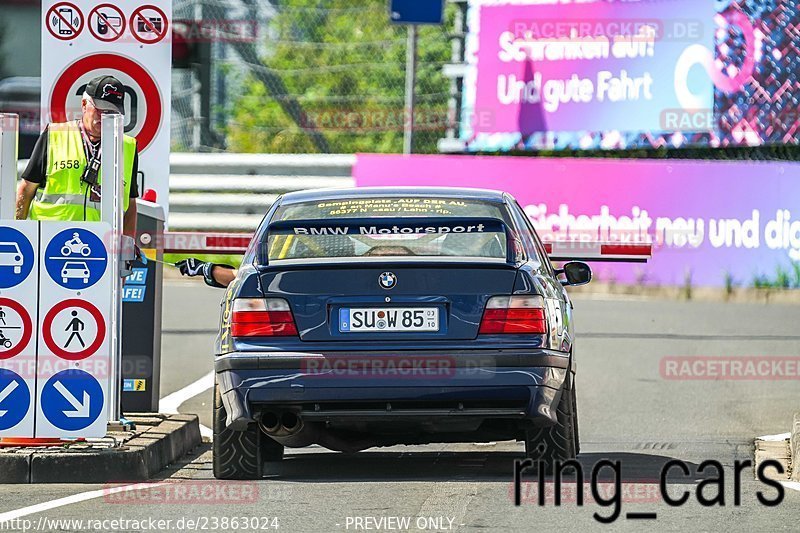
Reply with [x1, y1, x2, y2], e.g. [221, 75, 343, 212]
[15, 75, 139, 236]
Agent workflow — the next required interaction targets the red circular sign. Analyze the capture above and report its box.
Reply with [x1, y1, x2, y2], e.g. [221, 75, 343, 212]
[0, 298, 33, 360]
[50, 53, 162, 152]
[46, 2, 84, 41]
[88, 4, 126, 43]
[129, 5, 169, 45]
[43, 299, 106, 361]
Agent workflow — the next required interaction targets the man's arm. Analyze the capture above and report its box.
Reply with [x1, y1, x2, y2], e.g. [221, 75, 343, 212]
[211, 266, 237, 287]
[16, 180, 39, 220]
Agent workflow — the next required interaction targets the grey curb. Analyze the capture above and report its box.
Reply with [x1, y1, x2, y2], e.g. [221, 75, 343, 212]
[792, 412, 800, 483]
[0, 414, 201, 484]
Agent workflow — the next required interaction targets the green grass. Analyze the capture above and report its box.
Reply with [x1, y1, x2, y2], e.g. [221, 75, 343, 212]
[750, 262, 800, 289]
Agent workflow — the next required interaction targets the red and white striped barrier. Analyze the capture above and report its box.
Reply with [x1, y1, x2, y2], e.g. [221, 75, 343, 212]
[544, 241, 652, 262]
[158, 232, 652, 262]
[158, 232, 253, 255]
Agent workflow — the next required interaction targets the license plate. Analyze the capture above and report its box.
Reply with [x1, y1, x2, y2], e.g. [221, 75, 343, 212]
[339, 307, 439, 332]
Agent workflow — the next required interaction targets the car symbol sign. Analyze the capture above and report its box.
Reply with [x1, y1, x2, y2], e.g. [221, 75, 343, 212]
[379, 272, 397, 290]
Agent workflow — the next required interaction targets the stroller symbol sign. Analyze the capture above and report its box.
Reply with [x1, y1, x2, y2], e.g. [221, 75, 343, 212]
[44, 228, 107, 289]
[0, 298, 33, 360]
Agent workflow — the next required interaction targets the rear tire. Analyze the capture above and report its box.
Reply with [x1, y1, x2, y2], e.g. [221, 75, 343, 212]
[213, 381, 284, 479]
[524, 372, 578, 470]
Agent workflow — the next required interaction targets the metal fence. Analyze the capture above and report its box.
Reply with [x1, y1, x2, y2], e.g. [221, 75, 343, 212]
[172, 0, 456, 155]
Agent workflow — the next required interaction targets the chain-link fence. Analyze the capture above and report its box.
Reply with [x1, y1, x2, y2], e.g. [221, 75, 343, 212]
[172, 0, 455, 154]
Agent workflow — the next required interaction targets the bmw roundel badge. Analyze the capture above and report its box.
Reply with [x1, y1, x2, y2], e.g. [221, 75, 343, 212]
[379, 272, 397, 290]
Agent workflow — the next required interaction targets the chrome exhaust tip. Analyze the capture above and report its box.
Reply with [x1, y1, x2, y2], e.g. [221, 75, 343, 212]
[259, 411, 281, 434]
[280, 411, 303, 434]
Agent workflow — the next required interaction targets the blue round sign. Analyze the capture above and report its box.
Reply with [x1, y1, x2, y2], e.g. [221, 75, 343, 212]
[0, 369, 30, 431]
[0, 227, 35, 289]
[44, 228, 108, 289]
[41, 370, 104, 431]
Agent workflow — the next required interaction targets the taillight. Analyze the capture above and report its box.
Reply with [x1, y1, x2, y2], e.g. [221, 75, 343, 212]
[231, 298, 298, 337]
[479, 295, 547, 334]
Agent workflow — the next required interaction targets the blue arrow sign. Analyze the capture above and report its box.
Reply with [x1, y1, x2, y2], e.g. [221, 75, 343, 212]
[41, 370, 104, 431]
[0, 227, 35, 289]
[44, 228, 108, 290]
[0, 369, 30, 431]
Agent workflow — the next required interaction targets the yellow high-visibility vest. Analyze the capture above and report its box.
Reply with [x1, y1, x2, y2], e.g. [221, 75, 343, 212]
[29, 122, 135, 221]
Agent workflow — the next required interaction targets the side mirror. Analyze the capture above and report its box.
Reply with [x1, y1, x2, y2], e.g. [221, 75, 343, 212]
[557, 261, 592, 286]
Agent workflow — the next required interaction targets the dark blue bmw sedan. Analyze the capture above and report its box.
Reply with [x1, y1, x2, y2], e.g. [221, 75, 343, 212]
[212, 187, 593, 479]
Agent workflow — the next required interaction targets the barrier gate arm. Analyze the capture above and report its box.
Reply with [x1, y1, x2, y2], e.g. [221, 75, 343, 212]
[159, 232, 653, 262]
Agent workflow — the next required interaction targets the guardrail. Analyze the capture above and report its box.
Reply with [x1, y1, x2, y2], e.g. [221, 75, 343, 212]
[169, 153, 355, 232]
[19, 153, 356, 232]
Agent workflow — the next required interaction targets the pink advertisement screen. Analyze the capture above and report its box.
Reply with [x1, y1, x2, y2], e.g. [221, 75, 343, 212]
[460, 0, 800, 151]
[354, 154, 800, 287]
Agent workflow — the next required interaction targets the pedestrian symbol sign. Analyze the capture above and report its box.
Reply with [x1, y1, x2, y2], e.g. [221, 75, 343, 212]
[0, 227, 35, 289]
[43, 299, 106, 361]
[0, 369, 31, 432]
[41, 370, 104, 432]
[44, 228, 108, 289]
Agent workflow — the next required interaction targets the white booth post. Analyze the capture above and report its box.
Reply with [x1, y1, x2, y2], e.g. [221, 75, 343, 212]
[0, 114, 18, 220]
[100, 113, 125, 425]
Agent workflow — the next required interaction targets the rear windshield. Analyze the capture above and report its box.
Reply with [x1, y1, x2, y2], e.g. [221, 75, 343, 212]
[267, 197, 510, 262]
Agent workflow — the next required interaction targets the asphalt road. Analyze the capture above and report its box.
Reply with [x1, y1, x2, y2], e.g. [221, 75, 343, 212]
[1, 280, 799, 532]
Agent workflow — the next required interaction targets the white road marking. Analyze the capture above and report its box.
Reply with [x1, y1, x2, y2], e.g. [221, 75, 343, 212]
[0, 374, 216, 520]
[159, 371, 214, 439]
[757, 433, 791, 441]
[782, 481, 800, 492]
[0, 483, 166, 523]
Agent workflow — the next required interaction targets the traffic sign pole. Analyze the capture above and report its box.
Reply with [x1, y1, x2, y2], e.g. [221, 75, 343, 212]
[403, 25, 417, 155]
[101, 113, 124, 424]
[0, 114, 18, 220]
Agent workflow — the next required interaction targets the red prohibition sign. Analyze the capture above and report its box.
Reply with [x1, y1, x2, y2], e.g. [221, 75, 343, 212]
[46, 2, 84, 41]
[43, 299, 106, 361]
[0, 298, 33, 360]
[130, 5, 169, 45]
[50, 54, 163, 152]
[88, 4, 126, 43]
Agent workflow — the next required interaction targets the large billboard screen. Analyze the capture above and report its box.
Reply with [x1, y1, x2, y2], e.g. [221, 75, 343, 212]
[354, 154, 800, 288]
[460, 0, 799, 151]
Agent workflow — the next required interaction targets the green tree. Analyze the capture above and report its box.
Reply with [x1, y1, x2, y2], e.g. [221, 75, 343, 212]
[228, 0, 452, 154]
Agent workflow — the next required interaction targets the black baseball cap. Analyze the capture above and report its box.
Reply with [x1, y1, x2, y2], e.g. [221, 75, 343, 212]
[84, 75, 125, 114]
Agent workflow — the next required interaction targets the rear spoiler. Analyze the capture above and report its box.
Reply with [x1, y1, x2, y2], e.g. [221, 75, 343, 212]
[160, 232, 652, 262]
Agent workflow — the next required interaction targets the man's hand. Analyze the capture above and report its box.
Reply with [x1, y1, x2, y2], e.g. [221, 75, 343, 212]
[176, 258, 236, 288]
[176, 258, 206, 277]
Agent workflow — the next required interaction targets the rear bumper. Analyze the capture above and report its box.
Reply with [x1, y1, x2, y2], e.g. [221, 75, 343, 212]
[215, 349, 570, 431]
